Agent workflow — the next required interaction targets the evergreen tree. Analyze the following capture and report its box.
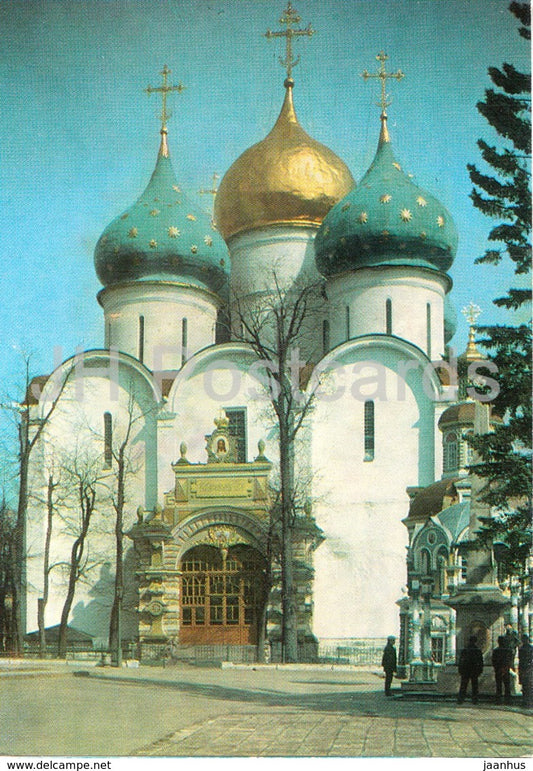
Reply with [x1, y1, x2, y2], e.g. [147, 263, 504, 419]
[466, 2, 532, 581]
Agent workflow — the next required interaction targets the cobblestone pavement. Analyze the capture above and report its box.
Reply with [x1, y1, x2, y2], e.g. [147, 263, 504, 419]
[1, 662, 532, 758]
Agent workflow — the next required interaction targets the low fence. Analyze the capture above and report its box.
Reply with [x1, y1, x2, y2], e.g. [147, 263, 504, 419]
[318, 638, 387, 667]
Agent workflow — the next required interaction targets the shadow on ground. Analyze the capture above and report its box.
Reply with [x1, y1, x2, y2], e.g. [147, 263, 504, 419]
[74, 670, 527, 721]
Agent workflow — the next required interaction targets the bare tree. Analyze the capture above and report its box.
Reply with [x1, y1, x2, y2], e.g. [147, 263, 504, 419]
[231, 272, 323, 662]
[2, 355, 72, 655]
[106, 388, 148, 666]
[56, 451, 104, 659]
[0, 496, 16, 654]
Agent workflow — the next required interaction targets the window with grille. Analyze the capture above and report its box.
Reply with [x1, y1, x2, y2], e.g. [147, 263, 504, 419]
[443, 431, 459, 472]
[103, 412, 113, 468]
[138, 315, 145, 363]
[364, 400, 375, 461]
[225, 407, 247, 463]
[386, 299, 392, 334]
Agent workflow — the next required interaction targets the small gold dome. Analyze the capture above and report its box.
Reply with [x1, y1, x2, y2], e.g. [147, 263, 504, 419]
[215, 82, 354, 241]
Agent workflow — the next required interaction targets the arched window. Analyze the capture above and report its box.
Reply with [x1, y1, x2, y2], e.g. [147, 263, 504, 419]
[443, 431, 459, 473]
[460, 554, 468, 581]
[181, 318, 188, 366]
[426, 303, 432, 359]
[435, 549, 448, 596]
[386, 299, 392, 334]
[420, 548, 431, 576]
[345, 305, 351, 341]
[322, 319, 330, 355]
[103, 412, 113, 468]
[464, 429, 474, 466]
[364, 400, 375, 461]
[215, 308, 229, 344]
[138, 315, 145, 364]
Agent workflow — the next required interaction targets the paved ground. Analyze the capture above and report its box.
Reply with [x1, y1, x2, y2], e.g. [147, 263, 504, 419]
[0, 661, 532, 758]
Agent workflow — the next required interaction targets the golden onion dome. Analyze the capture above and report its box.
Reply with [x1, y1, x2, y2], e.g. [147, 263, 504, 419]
[214, 80, 355, 242]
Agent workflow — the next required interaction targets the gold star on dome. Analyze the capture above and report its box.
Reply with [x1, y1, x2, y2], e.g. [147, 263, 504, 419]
[392, 162, 402, 171]
[341, 202, 351, 212]
[149, 239, 158, 248]
[420, 231, 427, 239]
[323, 226, 330, 236]
[204, 235, 213, 246]
[173, 185, 181, 193]
[381, 230, 390, 238]
[168, 226, 180, 238]
[150, 209, 160, 217]
[128, 227, 138, 238]
[120, 213, 129, 220]
[187, 214, 196, 221]
[380, 194, 392, 204]
[437, 215, 445, 227]
[191, 244, 198, 253]
[358, 211, 368, 224]
[416, 196, 427, 207]
[400, 208, 412, 222]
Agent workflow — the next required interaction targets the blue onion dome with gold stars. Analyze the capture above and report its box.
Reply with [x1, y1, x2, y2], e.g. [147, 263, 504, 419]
[315, 112, 458, 278]
[94, 129, 228, 294]
[95, 65, 228, 294]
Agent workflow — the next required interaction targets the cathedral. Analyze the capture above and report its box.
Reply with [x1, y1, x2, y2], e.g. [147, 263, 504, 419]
[24, 4, 481, 663]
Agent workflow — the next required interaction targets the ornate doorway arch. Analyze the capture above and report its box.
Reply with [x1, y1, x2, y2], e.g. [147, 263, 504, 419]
[179, 544, 267, 645]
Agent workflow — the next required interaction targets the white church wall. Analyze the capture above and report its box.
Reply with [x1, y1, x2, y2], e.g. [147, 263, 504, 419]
[308, 337, 442, 640]
[229, 225, 321, 297]
[327, 266, 448, 360]
[25, 353, 160, 641]
[228, 226, 325, 362]
[99, 281, 220, 371]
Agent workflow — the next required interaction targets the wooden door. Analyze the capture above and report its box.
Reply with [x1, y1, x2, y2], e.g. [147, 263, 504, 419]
[179, 544, 266, 646]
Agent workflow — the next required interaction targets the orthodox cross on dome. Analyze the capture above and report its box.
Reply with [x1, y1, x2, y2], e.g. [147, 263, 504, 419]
[265, 2, 314, 84]
[362, 52, 404, 115]
[462, 301, 482, 327]
[462, 301, 482, 360]
[198, 173, 219, 228]
[145, 64, 185, 132]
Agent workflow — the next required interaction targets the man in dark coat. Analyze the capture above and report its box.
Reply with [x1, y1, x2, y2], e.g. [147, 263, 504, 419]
[381, 636, 397, 696]
[518, 634, 533, 708]
[457, 635, 484, 704]
[492, 636, 514, 703]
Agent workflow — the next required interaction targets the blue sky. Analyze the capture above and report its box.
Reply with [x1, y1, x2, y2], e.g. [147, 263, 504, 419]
[0, 0, 529, 396]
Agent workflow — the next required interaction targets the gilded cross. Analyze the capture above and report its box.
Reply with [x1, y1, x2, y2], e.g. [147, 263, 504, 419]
[362, 52, 404, 113]
[199, 173, 219, 227]
[145, 65, 185, 130]
[265, 2, 314, 82]
[462, 302, 482, 326]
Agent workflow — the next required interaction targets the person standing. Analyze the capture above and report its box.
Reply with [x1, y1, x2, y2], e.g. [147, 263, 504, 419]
[457, 635, 484, 704]
[505, 624, 519, 661]
[491, 636, 514, 703]
[382, 636, 397, 697]
[518, 634, 533, 708]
